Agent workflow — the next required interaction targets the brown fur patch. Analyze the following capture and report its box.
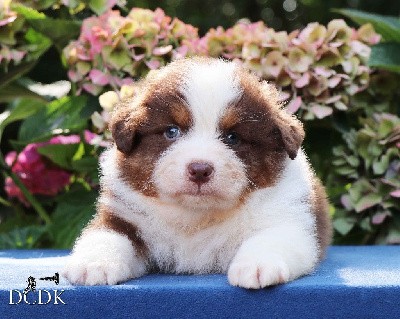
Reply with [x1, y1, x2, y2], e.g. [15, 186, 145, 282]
[218, 69, 304, 189]
[88, 204, 149, 258]
[109, 97, 147, 154]
[310, 176, 332, 259]
[110, 67, 192, 197]
[169, 92, 192, 129]
[111, 58, 304, 196]
[219, 106, 240, 131]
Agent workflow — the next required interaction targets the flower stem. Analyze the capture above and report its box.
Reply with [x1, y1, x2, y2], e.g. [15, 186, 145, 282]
[0, 196, 11, 207]
[7, 172, 52, 225]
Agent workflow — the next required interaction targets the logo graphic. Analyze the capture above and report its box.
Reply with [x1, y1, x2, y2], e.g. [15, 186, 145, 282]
[9, 272, 66, 305]
[23, 276, 37, 295]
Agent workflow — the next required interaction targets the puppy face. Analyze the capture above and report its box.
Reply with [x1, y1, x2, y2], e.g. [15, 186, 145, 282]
[110, 58, 304, 212]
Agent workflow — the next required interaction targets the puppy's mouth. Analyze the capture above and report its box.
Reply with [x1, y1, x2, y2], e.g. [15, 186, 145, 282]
[169, 181, 224, 197]
[173, 187, 221, 198]
[157, 182, 240, 211]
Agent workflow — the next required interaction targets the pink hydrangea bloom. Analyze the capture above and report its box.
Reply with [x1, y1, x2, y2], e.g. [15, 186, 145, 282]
[64, 8, 199, 95]
[4, 131, 96, 205]
[198, 19, 380, 120]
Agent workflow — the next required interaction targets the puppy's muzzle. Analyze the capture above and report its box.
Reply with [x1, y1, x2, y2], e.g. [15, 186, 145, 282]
[187, 162, 214, 185]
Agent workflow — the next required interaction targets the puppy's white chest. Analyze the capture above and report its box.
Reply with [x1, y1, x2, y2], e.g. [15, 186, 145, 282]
[141, 216, 245, 273]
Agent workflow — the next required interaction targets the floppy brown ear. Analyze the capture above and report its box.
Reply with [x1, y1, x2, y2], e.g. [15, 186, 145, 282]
[275, 111, 305, 160]
[109, 99, 145, 154]
[258, 81, 305, 160]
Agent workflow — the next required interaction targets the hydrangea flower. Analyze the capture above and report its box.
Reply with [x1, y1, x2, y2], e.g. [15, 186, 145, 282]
[92, 84, 136, 134]
[65, 8, 381, 125]
[0, 0, 16, 28]
[4, 132, 96, 205]
[0, 0, 27, 70]
[64, 8, 198, 95]
[24, 0, 126, 14]
[332, 113, 400, 243]
[199, 19, 380, 120]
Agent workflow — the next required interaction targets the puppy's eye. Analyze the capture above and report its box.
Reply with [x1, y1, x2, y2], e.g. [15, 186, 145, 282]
[222, 132, 240, 146]
[164, 126, 181, 141]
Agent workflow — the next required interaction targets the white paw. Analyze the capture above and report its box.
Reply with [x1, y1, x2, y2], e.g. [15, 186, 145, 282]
[62, 256, 136, 286]
[61, 229, 146, 286]
[227, 256, 290, 289]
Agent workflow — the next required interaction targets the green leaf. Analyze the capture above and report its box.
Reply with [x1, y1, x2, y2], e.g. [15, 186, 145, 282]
[103, 46, 132, 70]
[346, 155, 360, 167]
[72, 142, 85, 161]
[32, 0, 59, 10]
[0, 99, 45, 141]
[11, 4, 46, 19]
[332, 158, 346, 166]
[18, 96, 89, 143]
[387, 228, 400, 244]
[12, 3, 81, 50]
[335, 166, 356, 175]
[23, 28, 52, 60]
[0, 27, 52, 90]
[334, 9, 400, 42]
[367, 141, 382, 157]
[0, 225, 47, 249]
[48, 186, 97, 248]
[387, 215, 400, 244]
[37, 142, 99, 173]
[71, 157, 99, 173]
[333, 217, 356, 235]
[369, 43, 400, 73]
[0, 83, 47, 103]
[88, 0, 110, 15]
[0, 208, 38, 233]
[354, 193, 382, 212]
[26, 18, 81, 51]
[372, 151, 392, 175]
[332, 146, 346, 156]
[348, 179, 375, 202]
[0, 61, 38, 89]
[359, 217, 372, 231]
[377, 118, 395, 137]
[37, 143, 81, 169]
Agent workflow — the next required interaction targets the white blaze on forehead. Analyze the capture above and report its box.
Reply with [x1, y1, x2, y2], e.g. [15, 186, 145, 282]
[182, 59, 241, 134]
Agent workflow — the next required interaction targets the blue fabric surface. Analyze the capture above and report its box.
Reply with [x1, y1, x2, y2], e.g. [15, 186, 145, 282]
[1, 246, 400, 318]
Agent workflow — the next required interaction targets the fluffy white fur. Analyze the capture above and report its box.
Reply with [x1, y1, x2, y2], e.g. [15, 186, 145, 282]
[64, 148, 318, 287]
[62, 229, 146, 285]
[63, 59, 321, 289]
[153, 135, 247, 211]
[183, 59, 241, 133]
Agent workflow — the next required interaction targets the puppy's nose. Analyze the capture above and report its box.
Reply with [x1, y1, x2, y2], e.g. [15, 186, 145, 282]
[187, 162, 214, 184]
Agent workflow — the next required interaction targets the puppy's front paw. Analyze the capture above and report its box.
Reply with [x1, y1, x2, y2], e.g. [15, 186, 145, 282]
[227, 255, 290, 289]
[62, 229, 146, 285]
[62, 256, 136, 286]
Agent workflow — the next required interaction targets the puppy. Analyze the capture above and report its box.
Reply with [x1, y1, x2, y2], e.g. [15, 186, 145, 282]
[63, 57, 332, 289]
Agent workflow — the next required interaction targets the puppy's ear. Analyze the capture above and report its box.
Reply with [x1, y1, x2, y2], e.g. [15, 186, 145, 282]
[259, 81, 305, 160]
[109, 99, 145, 154]
[275, 111, 305, 160]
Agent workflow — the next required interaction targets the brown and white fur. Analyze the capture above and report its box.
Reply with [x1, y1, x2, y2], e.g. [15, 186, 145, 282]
[62, 57, 332, 289]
